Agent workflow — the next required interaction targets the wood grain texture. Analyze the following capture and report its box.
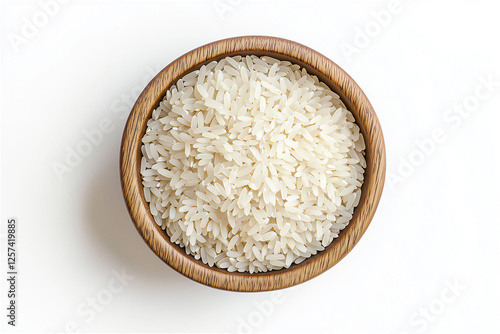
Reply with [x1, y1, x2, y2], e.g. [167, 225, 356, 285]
[120, 36, 386, 292]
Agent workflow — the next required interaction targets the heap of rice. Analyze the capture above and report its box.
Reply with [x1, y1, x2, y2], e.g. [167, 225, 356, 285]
[141, 55, 365, 273]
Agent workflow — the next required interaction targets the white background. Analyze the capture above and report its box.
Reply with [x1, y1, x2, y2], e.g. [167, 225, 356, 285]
[1, 0, 500, 333]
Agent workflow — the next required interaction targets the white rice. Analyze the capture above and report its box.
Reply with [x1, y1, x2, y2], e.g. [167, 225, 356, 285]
[141, 55, 366, 273]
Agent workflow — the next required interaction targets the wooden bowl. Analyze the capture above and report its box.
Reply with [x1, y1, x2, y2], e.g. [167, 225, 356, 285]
[120, 36, 385, 292]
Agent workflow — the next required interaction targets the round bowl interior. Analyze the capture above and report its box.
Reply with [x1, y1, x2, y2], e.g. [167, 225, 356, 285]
[120, 36, 385, 292]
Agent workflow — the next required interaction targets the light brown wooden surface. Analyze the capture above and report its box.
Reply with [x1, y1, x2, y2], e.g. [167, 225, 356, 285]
[120, 36, 386, 292]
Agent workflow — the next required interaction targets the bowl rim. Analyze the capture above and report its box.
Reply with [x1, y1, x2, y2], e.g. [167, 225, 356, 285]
[120, 35, 386, 292]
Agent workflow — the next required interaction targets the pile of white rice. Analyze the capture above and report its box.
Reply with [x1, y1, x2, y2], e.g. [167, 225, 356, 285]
[141, 55, 365, 273]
